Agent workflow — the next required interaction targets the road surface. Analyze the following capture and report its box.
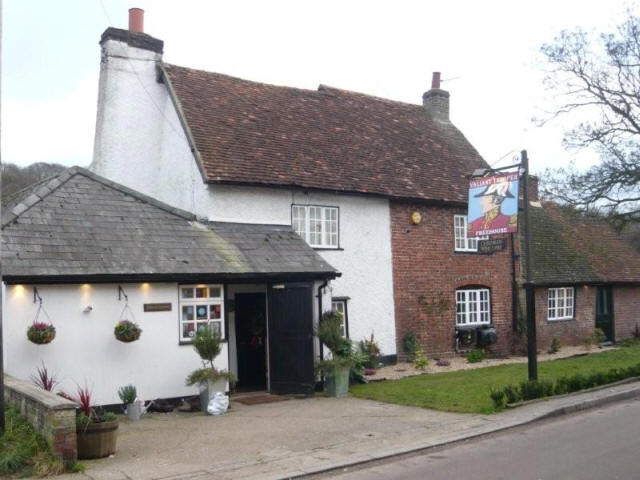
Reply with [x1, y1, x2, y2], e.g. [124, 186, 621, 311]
[325, 398, 640, 480]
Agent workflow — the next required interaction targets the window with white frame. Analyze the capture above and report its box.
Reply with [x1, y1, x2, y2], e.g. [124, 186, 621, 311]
[454, 215, 487, 252]
[331, 299, 349, 338]
[179, 285, 224, 342]
[292, 205, 339, 248]
[456, 288, 491, 326]
[548, 287, 574, 321]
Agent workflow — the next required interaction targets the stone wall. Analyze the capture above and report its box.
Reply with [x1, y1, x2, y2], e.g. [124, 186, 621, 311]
[3, 374, 77, 466]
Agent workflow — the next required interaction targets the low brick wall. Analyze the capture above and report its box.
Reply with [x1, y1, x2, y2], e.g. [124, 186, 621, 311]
[3, 374, 78, 465]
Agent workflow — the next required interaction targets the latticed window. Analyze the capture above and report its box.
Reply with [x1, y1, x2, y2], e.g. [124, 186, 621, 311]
[179, 285, 224, 342]
[331, 299, 348, 338]
[292, 205, 338, 248]
[548, 287, 574, 320]
[456, 288, 491, 326]
[454, 215, 486, 251]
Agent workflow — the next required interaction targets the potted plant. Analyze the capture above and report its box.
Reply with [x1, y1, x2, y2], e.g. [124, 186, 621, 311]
[114, 320, 142, 342]
[118, 384, 145, 421]
[185, 325, 235, 413]
[27, 321, 56, 345]
[359, 332, 381, 375]
[316, 311, 362, 397]
[62, 386, 118, 460]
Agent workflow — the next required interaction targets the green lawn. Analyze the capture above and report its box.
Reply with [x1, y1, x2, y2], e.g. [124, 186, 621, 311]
[350, 345, 640, 414]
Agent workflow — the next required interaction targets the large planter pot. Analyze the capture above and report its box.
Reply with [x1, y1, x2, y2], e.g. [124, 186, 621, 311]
[198, 380, 227, 413]
[324, 365, 350, 397]
[77, 420, 118, 459]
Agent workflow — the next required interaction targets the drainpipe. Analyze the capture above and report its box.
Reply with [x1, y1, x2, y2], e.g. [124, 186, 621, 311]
[317, 279, 328, 362]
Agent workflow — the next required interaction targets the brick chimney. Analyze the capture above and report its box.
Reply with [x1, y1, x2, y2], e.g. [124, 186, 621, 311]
[518, 175, 540, 203]
[422, 72, 450, 122]
[91, 8, 165, 192]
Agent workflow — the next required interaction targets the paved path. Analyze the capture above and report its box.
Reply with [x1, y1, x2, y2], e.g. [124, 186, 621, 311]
[327, 397, 640, 479]
[57, 380, 640, 480]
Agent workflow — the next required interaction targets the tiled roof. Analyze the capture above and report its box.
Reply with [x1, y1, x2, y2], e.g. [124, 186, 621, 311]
[524, 202, 640, 284]
[1, 167, 338, 280]
[162, 64, 488, 204]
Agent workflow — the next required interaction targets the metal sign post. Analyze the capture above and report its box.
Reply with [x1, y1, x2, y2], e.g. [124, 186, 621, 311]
[469, 150, 537, 381]
[521, 150, 538, 380]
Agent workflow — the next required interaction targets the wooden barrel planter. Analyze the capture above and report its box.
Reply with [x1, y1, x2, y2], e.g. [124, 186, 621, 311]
[77, 420, 119, 459]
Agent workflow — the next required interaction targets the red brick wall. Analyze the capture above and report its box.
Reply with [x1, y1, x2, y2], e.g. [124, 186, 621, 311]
[391, 201, 514, 358]
[614, 286, 640, 340]
[534, 286, 595, 351]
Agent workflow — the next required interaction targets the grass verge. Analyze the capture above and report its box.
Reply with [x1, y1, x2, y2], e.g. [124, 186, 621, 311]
[350, 344, 640, 414]
[0, 407, 66, 477]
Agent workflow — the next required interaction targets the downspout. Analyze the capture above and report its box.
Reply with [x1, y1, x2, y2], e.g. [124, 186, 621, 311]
[316, 279, 329, 392]
[317, 279, 328, 362]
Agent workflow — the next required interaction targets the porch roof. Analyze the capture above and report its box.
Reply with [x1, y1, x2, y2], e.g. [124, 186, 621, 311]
[1, 167, 339, 282]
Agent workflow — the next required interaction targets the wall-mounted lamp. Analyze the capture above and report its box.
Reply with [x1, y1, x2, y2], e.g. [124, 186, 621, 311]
[83, 306, 93, 313]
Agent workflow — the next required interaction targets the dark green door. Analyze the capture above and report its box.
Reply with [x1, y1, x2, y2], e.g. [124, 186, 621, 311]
[596, 286, 614, 342]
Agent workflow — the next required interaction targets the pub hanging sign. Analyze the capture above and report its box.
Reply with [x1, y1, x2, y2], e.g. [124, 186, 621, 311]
[467, 171, 519, 237]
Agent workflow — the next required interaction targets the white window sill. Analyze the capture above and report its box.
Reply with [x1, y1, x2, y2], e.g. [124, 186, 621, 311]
[548, 317, 574, 322]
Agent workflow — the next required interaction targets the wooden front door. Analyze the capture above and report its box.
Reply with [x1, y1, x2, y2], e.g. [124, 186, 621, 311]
[596, 286, 614, 342]
[267, 283, 315, 395]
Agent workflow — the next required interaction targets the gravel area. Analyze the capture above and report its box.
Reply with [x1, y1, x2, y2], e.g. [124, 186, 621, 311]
[366, 345, 618, 381]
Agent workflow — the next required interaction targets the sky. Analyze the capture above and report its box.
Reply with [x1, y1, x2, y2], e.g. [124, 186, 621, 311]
[2, 0, 636, 175]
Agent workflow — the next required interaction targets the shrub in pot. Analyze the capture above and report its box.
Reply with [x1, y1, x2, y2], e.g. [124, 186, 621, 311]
[114, 320, 142, 342]
[118, 384, 143, 421]
[359, 332, 381, 374]
[185, 326, 235, 413]
[27, 321, 56, 345]
[316, 311, 362, 397]
[61, 386, 118, 460]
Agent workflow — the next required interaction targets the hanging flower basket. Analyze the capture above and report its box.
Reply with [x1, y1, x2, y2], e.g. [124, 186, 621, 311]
[27, 322, 56, 345]
[114, 320, 142, 343]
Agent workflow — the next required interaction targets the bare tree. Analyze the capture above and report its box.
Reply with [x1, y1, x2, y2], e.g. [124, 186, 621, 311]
[540, 11, 640, 230]
[1, 162, 66, 199]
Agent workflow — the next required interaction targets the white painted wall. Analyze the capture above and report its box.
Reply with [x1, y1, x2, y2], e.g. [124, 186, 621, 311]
[90, 38, 397, 356]
[4, 283, 228, 406]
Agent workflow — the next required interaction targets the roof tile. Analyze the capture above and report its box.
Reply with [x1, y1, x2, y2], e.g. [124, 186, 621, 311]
[163, 64, 487, 203]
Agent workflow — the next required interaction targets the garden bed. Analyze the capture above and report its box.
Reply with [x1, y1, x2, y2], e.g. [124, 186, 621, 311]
[367, 345, 617, 381]
[351, 343, 640, 414]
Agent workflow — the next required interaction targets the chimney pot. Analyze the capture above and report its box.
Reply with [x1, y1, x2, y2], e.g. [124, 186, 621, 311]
[129, 8, 144, 34]
[431, 72, 441, 89]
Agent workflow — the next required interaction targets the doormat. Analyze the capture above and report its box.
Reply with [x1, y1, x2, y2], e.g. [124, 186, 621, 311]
[234, 394, 290, 405]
